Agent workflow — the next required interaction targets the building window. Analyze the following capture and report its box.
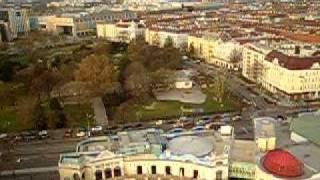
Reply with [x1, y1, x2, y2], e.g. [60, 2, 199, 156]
[151, 166, 157, 174]
[165, 166, 171, 175]
[216, 170, 223, 180]
[114, 167, 121, 177]
[81, 172, 85, 180]
[137, 166, 143, 175]
[95, 170, 103, 180]
[180, 168, 184, 176]
[193, 170, 199, 179]
[105, 168, 112, 178]
[16, 12, 21, 17]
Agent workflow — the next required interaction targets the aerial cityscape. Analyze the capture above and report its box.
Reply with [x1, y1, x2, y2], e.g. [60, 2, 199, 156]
[0, 0, 320, 180]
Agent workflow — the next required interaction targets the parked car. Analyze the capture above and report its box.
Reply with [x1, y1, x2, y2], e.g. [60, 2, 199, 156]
[91, 126, 103, 132]
[168, 128, 185, 134]
[0, 133, 8, 140]
[22, 131, 37, 141]
[192, 126, 205, 132]
[205, 122, 226, 130]
[64, 129, 73, 138]
[232, 115, 242, 121]
[38, 130, 49, 139]
[76, 131, 86, 137]
[155, 120, 163, 126]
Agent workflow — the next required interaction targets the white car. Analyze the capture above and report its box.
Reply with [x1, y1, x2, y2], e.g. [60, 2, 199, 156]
[91, 126, 103, 132]
[38, 130, 48, 137]
[0, 133, 8, 139]
[76, 131, 86, 137]
[155, 120, 163, 126]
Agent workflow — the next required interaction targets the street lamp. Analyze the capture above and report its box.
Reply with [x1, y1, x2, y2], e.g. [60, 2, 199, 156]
[86, 113, 93, 137]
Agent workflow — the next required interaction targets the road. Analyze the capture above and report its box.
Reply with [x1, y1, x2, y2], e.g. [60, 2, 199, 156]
[0, 138, 79, 171]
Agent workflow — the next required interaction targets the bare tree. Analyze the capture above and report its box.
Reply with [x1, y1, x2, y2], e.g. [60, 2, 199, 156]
[213, 73, 226, 103]
[30, 69, 62, 100]
[229, 49, 243, 63]
[124, 62, 151, 102]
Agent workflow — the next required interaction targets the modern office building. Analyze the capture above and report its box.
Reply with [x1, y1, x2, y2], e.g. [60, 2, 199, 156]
[36, 10, 136, 37]
[0, 8, 30, 41]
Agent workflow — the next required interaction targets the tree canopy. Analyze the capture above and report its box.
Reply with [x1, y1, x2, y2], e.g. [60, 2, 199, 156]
[75, 54, 116, 96]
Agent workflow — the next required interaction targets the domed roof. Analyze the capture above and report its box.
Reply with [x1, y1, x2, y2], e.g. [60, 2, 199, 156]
[168, 136, 214, 157]
[262, 149, 303, 178]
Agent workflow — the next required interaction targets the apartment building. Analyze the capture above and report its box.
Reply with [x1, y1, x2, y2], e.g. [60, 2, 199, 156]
[188, 33, 242, 70]
[145, 28, 189, 49]
[242, 42, 320, 100]
[0, 8, 30, 41]
[97, 21, 145, 43]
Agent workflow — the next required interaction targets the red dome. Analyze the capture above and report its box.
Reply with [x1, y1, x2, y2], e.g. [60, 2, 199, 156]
[262, 149, 303, 178]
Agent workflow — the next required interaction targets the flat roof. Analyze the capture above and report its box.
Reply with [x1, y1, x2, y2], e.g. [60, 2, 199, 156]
[168, 136, 214, 157]
[254, 117, 276, 138]
[230, 140, 256, 163]
[290, 113, 320, 146]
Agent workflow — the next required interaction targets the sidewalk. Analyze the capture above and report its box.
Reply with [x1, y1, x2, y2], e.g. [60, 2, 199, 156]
[91, 97, 108, 126]
[0, 166, 57, 176]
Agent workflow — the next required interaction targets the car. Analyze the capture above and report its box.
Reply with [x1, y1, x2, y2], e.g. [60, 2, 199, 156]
[22, 131, 37, 141]
[64, 129, 73, 138]
[38, 130, 49, 139]
[0, 133, 8, 140]
[168, 128, 185, 134]
[155, 120, 163, 126]
[192, 126, 205, 132]
[205, 122, 226, 130]
[221, 117, 231, 123]
[232, 115, 242, 121]
[132, 123, 143, 129]
[76, 131, 86, 137]
[91, 126, 103, 132]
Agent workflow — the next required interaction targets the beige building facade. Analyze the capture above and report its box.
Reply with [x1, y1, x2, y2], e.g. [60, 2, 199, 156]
[242, 43, 320, 100]
[145, 28, 189, 49]
[188, 34, 242, 70]
[96, 21, 145, 43]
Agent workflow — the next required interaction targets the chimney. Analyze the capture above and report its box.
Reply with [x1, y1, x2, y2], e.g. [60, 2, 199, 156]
[295, 46, 300, 55]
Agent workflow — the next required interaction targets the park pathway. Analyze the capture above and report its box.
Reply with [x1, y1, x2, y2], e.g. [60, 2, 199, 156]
[91, 97, 108, 126]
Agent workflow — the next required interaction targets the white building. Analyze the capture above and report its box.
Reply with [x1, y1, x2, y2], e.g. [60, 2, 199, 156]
[242, 42, 320, 100]
[145, 28, 189, 49]
[59, 129, 231, 180]
[97, 21, 145, 43]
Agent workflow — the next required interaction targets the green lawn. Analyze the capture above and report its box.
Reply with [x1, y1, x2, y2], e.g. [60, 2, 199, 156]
[125, 90, 243, 122]
[0, 108, 18, 133]
[63, 104, 94, 128]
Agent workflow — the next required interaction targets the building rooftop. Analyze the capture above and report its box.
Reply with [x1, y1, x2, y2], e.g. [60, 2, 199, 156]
[168, 136, 214, 157]
[254, 117, 276, 139]
[230, 140, 256, 163]
[262, 149, 304, 178]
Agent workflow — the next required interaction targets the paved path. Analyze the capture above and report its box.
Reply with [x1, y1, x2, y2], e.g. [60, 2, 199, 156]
[91, 97, 108, 126]
[0, 166, 57, 176]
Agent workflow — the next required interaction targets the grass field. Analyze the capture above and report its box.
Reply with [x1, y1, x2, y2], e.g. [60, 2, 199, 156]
[0, 108, 18, 133]
[125, 90, 243, 122]
[63, 104, 94, 128]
